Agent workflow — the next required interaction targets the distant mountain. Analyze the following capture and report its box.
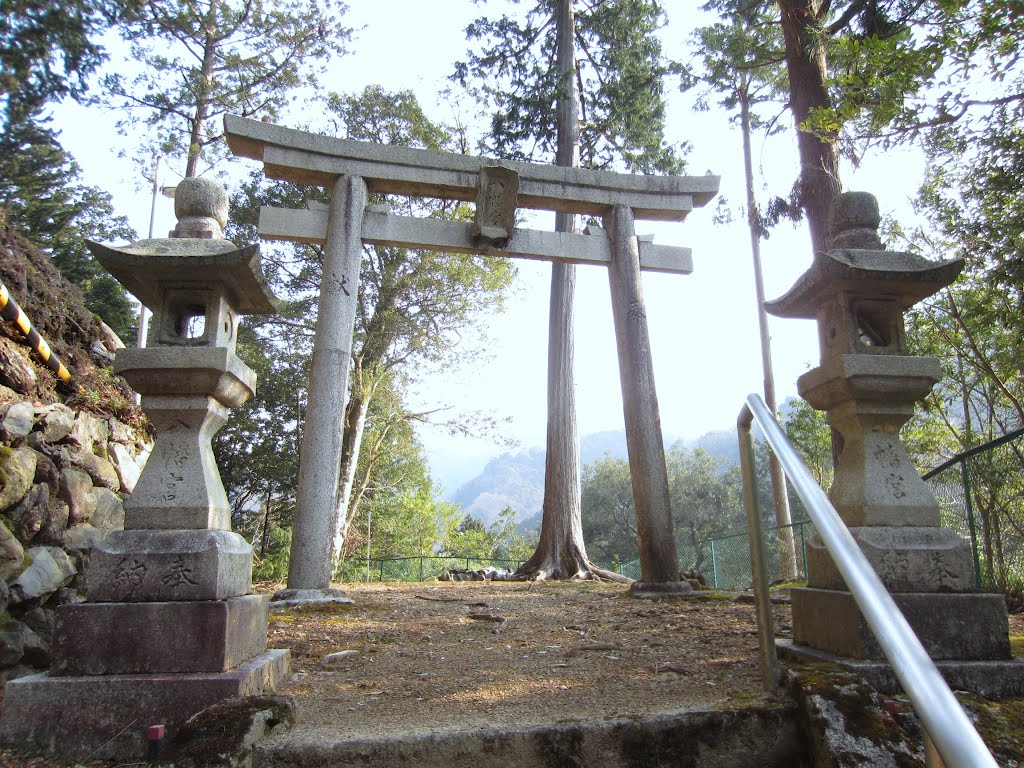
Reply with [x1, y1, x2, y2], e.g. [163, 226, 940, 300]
[580, 430, 629, 463]
[450, 428, 740, 525]
[450, 448, 546, 525]
[679, 430, 740, 469]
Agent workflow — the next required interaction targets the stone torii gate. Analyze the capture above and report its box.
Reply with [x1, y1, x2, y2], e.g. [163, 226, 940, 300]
[224, 115, 719, 590]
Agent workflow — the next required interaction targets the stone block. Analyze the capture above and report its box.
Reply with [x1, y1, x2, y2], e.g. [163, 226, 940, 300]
[68, 411, 109, 454]
[36, 404, 75, 443]
[115, 347, 255, 406]
[62, 523, 106, 552]
[3, 402, 35, 439]
[51, 594, 269, 675]
[89, 487, 125, 532]
[108, 417, 135, 445]
[74, 451, 120, 491]
[791, 587, 1010, 661]
[9, 546, 77, 605]
[59, 467, 96, 524]
[6, 483, 48, 541]
[628, 581, 694, 598]
[87, 529, 253, 602]
[0, 519, 24, 581]
[0, 447, 36, 512]
[0, 649, 289, 761]
[472, 165, 519, 248]
[108, 441, 142, 493]
[806, 526, 976, 593]
[270, 587, 353, 608]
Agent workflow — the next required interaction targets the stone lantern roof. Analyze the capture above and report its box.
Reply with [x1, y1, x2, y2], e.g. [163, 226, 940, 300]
[88, 239, 278, 316]
[765, 192, 963, 320]
[88, 177, 279, 316]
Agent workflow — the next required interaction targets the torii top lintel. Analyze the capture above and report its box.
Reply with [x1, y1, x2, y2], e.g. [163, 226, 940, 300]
[224, 115, 720, 223]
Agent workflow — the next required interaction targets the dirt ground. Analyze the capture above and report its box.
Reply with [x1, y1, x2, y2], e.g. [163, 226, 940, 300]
[261, 581, 787, 745]
[1, 581, 1022, 767]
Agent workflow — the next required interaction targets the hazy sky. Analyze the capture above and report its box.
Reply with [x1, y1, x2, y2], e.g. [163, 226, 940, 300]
[50, 0, 925, 494]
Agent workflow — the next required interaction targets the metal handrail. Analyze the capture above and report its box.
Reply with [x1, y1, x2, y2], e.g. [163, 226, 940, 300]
[737, 393, 997, 768]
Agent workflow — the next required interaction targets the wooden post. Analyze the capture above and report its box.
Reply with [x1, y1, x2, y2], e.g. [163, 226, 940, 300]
[287, 175, 367, 590]
[606, 203, 680, 584]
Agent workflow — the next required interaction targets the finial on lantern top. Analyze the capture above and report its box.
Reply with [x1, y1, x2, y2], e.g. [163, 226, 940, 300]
[173, 177, 229, 239]
[828, 191, 883, 250]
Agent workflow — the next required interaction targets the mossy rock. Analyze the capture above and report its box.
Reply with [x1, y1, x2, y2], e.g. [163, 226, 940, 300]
[785, 664, 921, 766]
[155, 695, 296, 767]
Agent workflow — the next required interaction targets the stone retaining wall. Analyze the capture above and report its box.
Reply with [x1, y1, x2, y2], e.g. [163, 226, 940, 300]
[0, 400, 150, 680]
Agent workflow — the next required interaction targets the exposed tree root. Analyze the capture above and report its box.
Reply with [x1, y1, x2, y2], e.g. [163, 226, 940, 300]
[512, 550, 633, 584]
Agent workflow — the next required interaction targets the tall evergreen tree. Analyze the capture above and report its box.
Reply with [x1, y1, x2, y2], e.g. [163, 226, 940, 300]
[455, 0, 684, 173]
[686, 0, 797, 576]
[455, 0, 682, 581]
[96, 0, 351, 177]
[768, 0, 972, 251]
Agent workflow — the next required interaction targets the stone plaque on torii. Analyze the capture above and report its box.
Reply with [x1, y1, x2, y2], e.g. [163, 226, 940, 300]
[224, 115, 720, 589]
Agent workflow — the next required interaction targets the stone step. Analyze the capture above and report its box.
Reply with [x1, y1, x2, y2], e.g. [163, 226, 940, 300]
[254, 705, 806, 768]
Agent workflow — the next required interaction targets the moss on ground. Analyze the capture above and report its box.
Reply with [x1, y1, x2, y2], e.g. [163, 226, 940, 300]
[958, 694, 1024, 765]
[1010, 634, 1024, 657]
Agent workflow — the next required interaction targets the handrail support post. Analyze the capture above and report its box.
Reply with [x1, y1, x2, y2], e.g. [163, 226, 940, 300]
[738, 407, 779, 692]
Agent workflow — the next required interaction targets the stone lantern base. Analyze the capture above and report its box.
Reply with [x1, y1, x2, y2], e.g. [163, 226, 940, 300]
[777, 639, 1024, 698]
[791, 587, 1011, 661]
[0, 650, 288, 758]
[0, 529, 289, 760]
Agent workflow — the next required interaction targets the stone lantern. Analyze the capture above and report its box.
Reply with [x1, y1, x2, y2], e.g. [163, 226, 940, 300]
[0, 178, 289, 759]
[766, 192, 1012, 678]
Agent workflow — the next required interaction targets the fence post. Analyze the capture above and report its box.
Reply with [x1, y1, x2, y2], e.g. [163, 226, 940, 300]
[710, 539, 719, 588]
[419, 556, 424, 582]
[379, 560, 384, 581]
[799, 522, 808, 580]
[960, 462, 983, 589]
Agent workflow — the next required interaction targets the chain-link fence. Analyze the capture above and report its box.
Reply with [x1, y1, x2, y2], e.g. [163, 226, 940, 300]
[923, 428, 1024, 592]
[618, 521, 813, 589]
[339, 524, 815, 587]
[336, 555, 525, 583]
[336, 426, 1024, 590]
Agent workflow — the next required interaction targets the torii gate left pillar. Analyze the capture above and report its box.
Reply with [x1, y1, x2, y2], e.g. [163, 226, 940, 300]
[287, 175, 366, 589]
[224, 115, 720, 590]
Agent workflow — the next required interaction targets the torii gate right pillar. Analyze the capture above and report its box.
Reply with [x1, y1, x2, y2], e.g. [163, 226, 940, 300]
[606, 204, 684, 587]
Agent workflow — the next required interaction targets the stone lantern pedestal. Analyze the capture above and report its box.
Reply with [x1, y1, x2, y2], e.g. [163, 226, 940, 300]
[0, 178, 289, 758]
[767, 192, 1022, 694]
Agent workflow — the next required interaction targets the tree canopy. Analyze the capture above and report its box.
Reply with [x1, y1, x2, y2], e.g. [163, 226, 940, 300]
[0, 0, 140, 125]
[454, 0, 686, 173]
[96, 0, 351, 176]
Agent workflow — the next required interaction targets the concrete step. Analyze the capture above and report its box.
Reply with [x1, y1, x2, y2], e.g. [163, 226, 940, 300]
[254, 705, 807, 768]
